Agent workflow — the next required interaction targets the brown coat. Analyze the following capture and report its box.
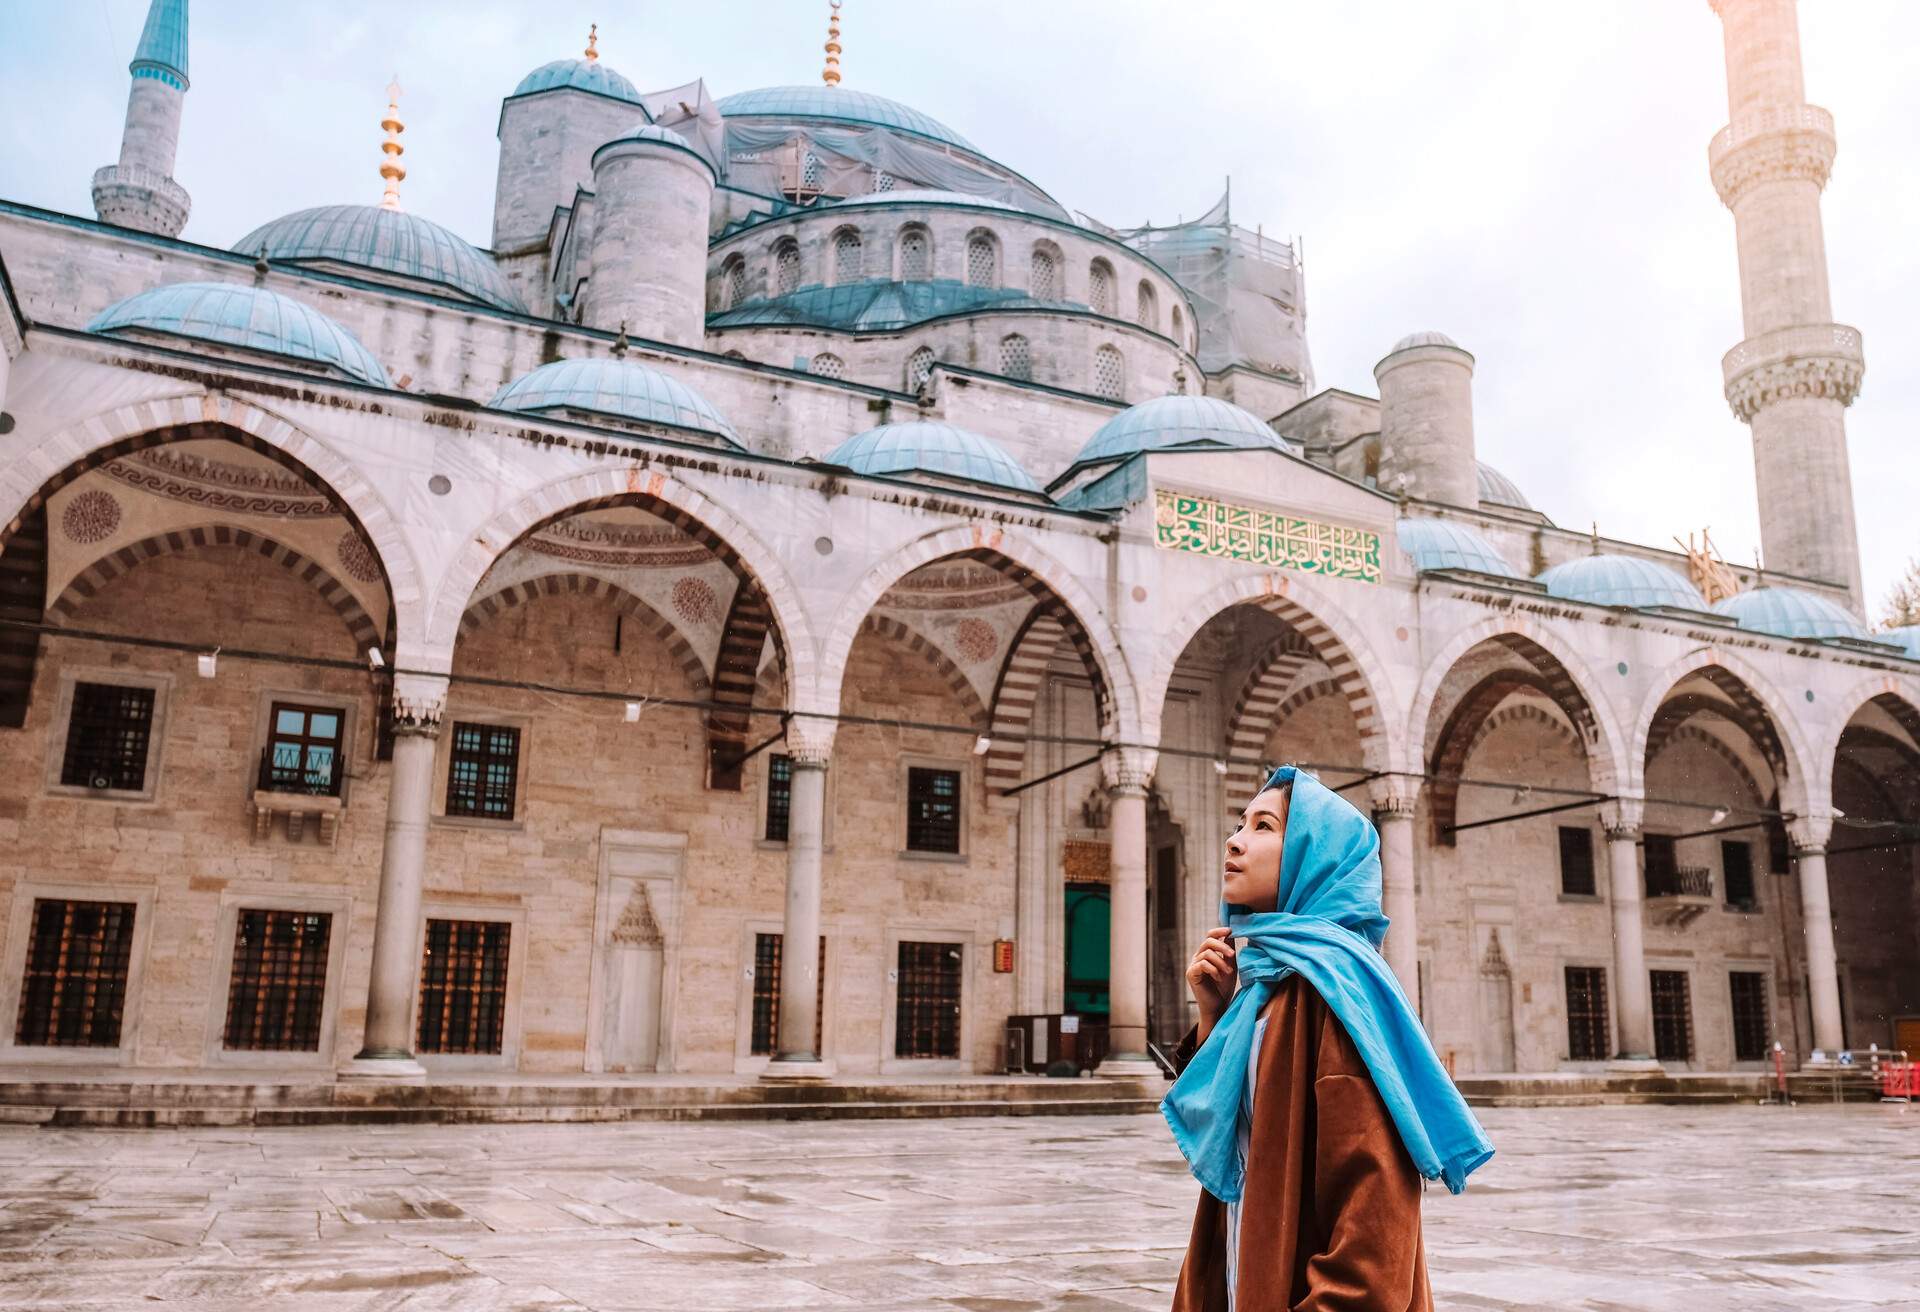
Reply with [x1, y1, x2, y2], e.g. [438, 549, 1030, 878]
[1169, 974, 1433, 1311]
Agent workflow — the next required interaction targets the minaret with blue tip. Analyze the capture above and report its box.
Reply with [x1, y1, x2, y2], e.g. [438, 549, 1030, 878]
[92, 0, 192, 237]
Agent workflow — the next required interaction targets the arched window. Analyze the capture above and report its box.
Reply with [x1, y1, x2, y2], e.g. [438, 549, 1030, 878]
[774, 240, 801, 295]
[965, 232, 998, 288]
[1000, 333, 1032, 381]
[810, 352, 846, 379]
[801, 151, 823, 193]
[906, 345, 936, 391]
[1029, 246, 1058, 300]
[1088, 260, 1114, 316]
[1135, 280, 1157, 329]
[832, 228, 864, 285]
[1171, 304, 1184, 341]
[899, 227, 932, 281]
[1092, 344, 1124, 400]
[721, 256, 747, 310]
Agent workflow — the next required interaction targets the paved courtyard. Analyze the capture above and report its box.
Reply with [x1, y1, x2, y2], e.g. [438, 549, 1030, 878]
[0, 1104, 1914, 1311]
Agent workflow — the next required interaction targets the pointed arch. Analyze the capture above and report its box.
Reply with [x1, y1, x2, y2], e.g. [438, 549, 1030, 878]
[857, 614, 988, 726]
[981, 609, 1069, 805]
[459, 573, 712, 701]
[1221, 632, 1318, 817]
[1627, 647, 1812, 812]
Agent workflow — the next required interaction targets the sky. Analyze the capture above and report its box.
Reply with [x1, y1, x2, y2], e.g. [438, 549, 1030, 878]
[2, 1, 1915, 619]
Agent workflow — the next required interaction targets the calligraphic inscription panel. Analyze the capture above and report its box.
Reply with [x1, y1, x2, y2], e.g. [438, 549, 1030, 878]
[1153, 489, 1381, 584]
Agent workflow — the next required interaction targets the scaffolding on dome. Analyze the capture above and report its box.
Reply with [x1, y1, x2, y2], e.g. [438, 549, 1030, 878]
[1094, 187, 1314, 389]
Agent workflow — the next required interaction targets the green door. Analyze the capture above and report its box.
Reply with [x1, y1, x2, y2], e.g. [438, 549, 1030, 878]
[1065, 885, 1110, 1015]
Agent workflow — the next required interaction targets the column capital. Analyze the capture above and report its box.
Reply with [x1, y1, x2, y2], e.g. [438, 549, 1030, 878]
[391, 672, 448, 735]
[1787, 812, 1833, 853]
[1367, 773, 1422, 821]
[1599, 797, 1644, 839]
[1100, 746, 1158, 795]
[784, 713, 837, 767]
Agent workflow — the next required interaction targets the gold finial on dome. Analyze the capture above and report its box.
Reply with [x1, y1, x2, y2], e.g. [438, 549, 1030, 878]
[379, 77, 406, 211]
[822, 0, 843, 87]
[585, 23, 599, 62]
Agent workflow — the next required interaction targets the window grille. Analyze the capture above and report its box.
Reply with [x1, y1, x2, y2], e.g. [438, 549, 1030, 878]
[774, 242, 801, 295]
[906, 346, 936, 391]
[260, 702, 343, 797]
[749, 931, 826, 1056]
[802, 151, 822, 191]
[895, 940, 963, 1058]
[446, 722, 520, 820]
[1565, 965, 1609, 1060]
[906, 766, 960, 853]
[1030, 249, 1058, 300]
[1650, 970, 1693, 1062]
[223, 909, 331, 1051]
[1000, 334, 1032, 381]
[1721, 840, 1756, 907]
[833, 229, 863, 284]
[722, 259, 747, 310]
[1557, 826, 1595, 897]
[965, 236, 996, 288]
[809, 352, 845, 379]
[1092, 345, 1124, 400]
[60, 681, 155, 791]
[765, 753, 793, 842]
[899, 229, 930, 280]
[1729, 971, 1769, 1061]
[14, 898, 137, 1048]
[1136, 280, 1156, 328]
[873, 170, 895, 192]
[416, 918, 510, 1055]
[1088, 262, 1114, 315]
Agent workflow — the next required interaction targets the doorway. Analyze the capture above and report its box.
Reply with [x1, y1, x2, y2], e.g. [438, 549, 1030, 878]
[1064, 884, 1109, 1016]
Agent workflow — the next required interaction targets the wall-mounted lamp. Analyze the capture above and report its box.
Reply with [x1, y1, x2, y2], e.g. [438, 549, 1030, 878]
[196, 648, 220, 679]
[1709, 808, 1729, 825]
[1211, 759, 1229, 775]
[367, 646, 385, 670]
[625, 701, 645, 722]
[973, 735, 993, 756]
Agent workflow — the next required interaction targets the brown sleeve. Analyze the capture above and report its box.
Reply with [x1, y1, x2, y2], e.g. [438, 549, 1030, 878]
[1170, 1023, 1201, 1075]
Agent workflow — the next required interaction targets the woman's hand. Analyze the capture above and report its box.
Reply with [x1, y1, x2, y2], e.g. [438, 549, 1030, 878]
[1185, 927, 1236, 1042]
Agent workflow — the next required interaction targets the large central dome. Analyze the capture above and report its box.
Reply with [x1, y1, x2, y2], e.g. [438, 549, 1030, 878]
[715, 86, 976, 152]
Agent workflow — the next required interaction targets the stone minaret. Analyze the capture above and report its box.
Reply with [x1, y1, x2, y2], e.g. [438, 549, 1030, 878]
[1709, 0, 1865, 605]
[1374, 331, 1478, 508]
[92, 0, 191, 237]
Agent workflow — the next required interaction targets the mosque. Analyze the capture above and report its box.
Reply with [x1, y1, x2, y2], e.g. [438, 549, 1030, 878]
[0, 0, 1913, 1093]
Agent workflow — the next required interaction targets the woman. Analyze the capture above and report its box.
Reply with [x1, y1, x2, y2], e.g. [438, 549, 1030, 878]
[1162, 766, 1493, 1310]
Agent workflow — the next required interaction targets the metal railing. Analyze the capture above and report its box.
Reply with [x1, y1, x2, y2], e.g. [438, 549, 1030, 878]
[256, 747, 343, 798]
[1646, 865, 1713, 899]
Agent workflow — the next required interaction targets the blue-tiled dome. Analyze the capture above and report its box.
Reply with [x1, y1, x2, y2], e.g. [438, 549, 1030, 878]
[1072, 396, 1296, 467]
[1883, 625, 1920, 660]
[716, 86, 976, 152]
[1538, 554, 1707, 611]
[1397, 518, 1519, 578]
[513, 58, 643, 103]
[233, 206, 525, 312]
[1713, 586, 1869, 641]
[825, 421, 1038, 493]
[1476, 461, 1532, 511]
[491, 358, 738, 443]
[89, 282, 390, 386]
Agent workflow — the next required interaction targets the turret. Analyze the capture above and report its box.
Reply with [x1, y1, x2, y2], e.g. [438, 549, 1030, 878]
[1372, 331, 1477, 507]
[579, 127, 716, 347]
[92, 0, 191, 237]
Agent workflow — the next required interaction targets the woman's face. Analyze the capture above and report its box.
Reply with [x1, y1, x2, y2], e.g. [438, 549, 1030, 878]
[1224, 786, 1290, 912]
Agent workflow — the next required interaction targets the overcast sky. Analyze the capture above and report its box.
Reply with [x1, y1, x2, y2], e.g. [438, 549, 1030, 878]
[3, 1, 1914, 618]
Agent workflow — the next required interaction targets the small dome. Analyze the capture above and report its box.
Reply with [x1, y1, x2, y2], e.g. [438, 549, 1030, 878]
[89, 282, 389, 386]
[1713, 586, 1869, 641]
[1389, 330, 1462, 353]
[491, 358, 738, 443]
[1883, 625, 1920, 660]
[825, 421, 1038, 493]
[1073, 396, 1297, 467]
[233, 205, 525, 312]
[1476, 461, 1532, 511]
[1397, 518, 1519, 579]
[1538, 554, 1707, 611]
[716, 86, 976, 152]
[513, 57, 642, 103]
[833, 189, 1022, 212]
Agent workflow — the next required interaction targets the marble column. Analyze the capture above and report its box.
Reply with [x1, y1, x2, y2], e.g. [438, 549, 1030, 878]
[1369, 777, 1422, 1004]
[765, 715, 836, 1080]
[343, 674, 445, 1079]
[1096, 746, 1158, 1075]
[1789, 814, 1845, 1059]
[1600, 799, 1656, 1066]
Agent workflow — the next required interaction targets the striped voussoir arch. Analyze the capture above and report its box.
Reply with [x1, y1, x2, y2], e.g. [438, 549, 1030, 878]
[1654, 723, 1768, 806]
[1427, 667, 1572, 845]
[956, 548, 1112, 733]
[983, 609, 1069, 803]
[1221, 632, 1321, 817]
[459, 573, 711, 700]
[1644, 681, 1785, 782]
[709, 581, 776, 790]
[48, 526, 381, 654]
[1234, 595, 1383, 757]
[1465, 701, 1581, 761]
[858, 614, 987, 725]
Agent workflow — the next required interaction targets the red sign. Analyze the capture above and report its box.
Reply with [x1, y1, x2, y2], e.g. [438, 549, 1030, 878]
[993, 939, 1014, 973]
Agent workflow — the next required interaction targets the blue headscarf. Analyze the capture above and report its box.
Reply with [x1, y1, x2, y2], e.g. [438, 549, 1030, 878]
[1160, 765, 1493, 1200]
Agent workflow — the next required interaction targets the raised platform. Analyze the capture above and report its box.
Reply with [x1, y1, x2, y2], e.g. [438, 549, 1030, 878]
[1451, 1070, 1775, 1107]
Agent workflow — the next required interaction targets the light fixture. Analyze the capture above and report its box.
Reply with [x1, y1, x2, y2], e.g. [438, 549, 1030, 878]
[624, 701, 644, 723]
[1211, 759, 1229, 776]
[367, 645, 385, 670]
[1511, 784, 1532, 804]
[972, 735, 992, 756]
[1831, 807, 1845, 819]
[196, 648, 219, 679]
[1709, 807, 1728, 826]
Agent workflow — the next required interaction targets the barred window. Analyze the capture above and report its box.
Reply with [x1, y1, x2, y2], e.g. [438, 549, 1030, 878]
[832, 228, 863, 284]
[1557, 825, 1595, 896]
[1029, 248, 1058, 300]
[1091, 344, 1124, 400]
[1135, 280, 1157, 329]
[895, 940, 963, 1058]
[906, 346, 936, 391]
[721, 257, 747, 310]
[1000, 333, 1032, 381]
[261, 702, 343, 797]
[417, 918, 510, 1055]
[907, 766, 960, 853]
[1650, 969, 1693, 1062]
[446, 722, 520, 821]
[1729, 971, 1769, 1061]
[14, 898, 137, 1048]
[223, 909, 331, 1051]
[1088, 260, 1114, 315]
[61, 681, 155, 791]
[801, 151, 823, 193]
[774, 240, 801, 295]
[899, 227, 931, 281]
[965, 234, 997, 288]
[765, 753, 793, 842]
[749, 931, 825, 1056]
[810, 352, 845, 379]
[1565, 965, 1608, 1061]
[1722, 840, 1757, 908]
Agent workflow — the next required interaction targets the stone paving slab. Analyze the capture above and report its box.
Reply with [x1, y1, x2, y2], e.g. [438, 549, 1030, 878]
[0, 1104, 1914, 1310]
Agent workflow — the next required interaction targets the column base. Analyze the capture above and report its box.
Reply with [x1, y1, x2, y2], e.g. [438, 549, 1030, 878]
[1606, 1057, 1665, 1074]
[338, 1055, 427, 1081]
[1094, 1054, 1160, 1079]
[760, 1058, 836, 1082]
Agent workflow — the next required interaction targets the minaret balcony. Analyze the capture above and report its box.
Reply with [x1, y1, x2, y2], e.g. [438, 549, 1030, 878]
[1708, 103, 1836, 206]
[1720, 323, 1865, 421]
[90, 163, 191, 236]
